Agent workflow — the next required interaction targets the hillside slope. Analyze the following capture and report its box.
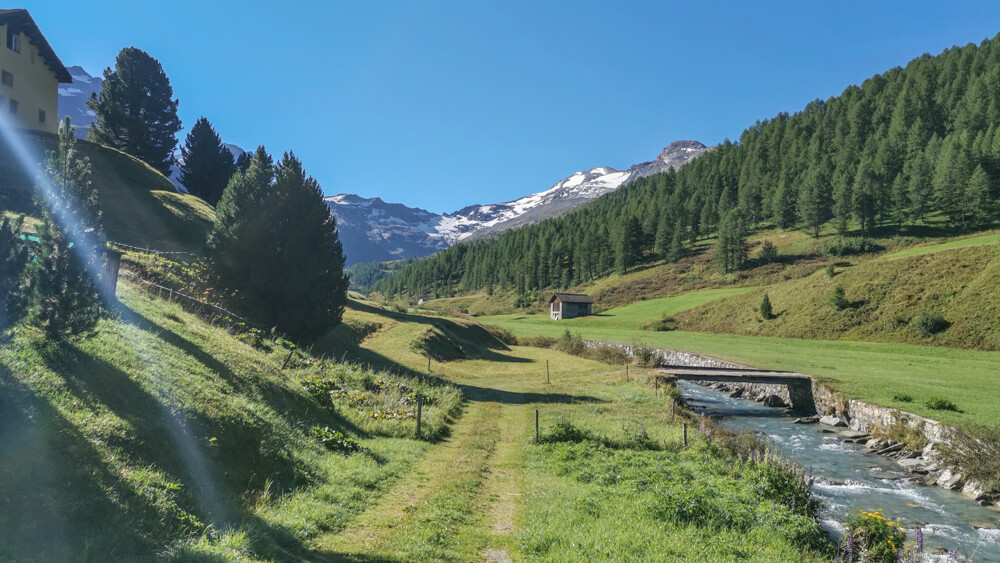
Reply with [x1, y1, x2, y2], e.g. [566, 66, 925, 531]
[0, 282, 462, 560]
[0, 131, 214, 253]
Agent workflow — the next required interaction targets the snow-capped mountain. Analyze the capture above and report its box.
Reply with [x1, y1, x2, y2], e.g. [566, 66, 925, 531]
[329, 141, 710, 265]
[56, 65, 101, 138]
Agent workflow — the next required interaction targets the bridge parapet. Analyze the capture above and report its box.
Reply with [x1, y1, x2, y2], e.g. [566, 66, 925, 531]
[661, 366, 817, 415]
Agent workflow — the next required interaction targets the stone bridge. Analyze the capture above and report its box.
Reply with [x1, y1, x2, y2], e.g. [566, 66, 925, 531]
[659, 365, 817, 415]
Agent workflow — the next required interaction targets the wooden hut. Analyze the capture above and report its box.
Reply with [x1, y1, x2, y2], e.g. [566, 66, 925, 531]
[549, 293, 594, 320]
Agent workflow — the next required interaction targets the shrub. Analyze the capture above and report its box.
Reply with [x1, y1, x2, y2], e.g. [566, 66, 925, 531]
[941, 425, 1000, 494]
[539, 420, 592, 444]
[829, 286, 849, 310]
[644, 315, 678, 331]
[891, 393, 912, 403]
[839, 509, 906, 562]
[517, 335, 558, 348]
[822, 237, 883, 257]
[553, 330, 587, 356]
[309, 426, 364, 454]
[911, 313, 950, 336]
[870, 418, 927, 451]
[924, 397, 960, 412]
[760, 293, 775, 320]
[632, 344, 659, 367]
[758, 240, 779, 263]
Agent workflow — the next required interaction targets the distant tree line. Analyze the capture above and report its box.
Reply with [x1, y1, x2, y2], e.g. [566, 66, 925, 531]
[374, 34, 1000, 298]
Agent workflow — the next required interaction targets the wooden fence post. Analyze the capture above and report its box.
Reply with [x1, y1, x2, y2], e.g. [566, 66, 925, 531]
[427, 354, 431, 374]
[416, 395, 423, 438]
[682, 423, 688, 447]
[546, 360, 550, 384]
[655, 378, 659, 397]
[282, 349, 295, 370]
[670, 399, 675, 421]
[535, 409, 539, 442]
[625, 364, 629, 381]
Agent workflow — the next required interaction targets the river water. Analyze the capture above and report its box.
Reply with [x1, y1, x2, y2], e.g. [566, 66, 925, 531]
[677, 381, 1000, 560]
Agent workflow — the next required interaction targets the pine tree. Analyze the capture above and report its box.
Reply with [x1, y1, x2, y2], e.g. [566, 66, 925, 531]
[0, 215, 28, 328]
[29, 118, 104, 337]
[760, 293, 775, 320]
[87, 47, 182, 175]
[234, 150, 252, 173]
[667, 222, 685, 263]
[964, 165, 990, 226]
[616, 216, 643, 274]
[715, 208, 749, 272]
[179, 117, 236, 206]
[653, 216, 671, 258]
[209, 149, 349, 341]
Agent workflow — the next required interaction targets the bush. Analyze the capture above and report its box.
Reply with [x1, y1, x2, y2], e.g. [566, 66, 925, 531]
[309, 426, 364, 454]
[891, 393, 912, 403]
[760, 294, 775, 320]
[758, 240, 779, 263]
[911, 313, 950, 336]
[632, 344, 660, 367]
[822, 237, 883, 257]
[829, 286, 849, 310]
[924, 397, 960, 412]
[553, 330, 587, 356]
[644, 315, 678, 331]
[840, 509, 906, 562]
[539, 420, 592, 444]
[517, 335, 558, 348]
[941, 425, 1000, 494]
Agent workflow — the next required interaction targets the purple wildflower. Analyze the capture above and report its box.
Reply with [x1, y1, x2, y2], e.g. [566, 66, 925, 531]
[790, 497, 796, 511]
[897, 551, 904, 563]
[846, 533, 854, 561]
[948, 549, 958, 562]
[915, 528, 923, 552]
[834, 558, 842, 563]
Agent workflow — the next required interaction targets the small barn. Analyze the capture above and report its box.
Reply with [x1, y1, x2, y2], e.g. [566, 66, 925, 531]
[550, 293, 594, 320]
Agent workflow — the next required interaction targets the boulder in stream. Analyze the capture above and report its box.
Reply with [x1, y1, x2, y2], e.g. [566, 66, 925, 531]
[762, 395, 786, 408]
[819, 415, 847, 427]
[937, 469, 965, 490]
[897, 457, 938, 474]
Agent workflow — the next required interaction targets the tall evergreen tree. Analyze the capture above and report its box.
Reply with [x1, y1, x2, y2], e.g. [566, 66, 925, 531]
[667, 222, 685, 263]
[209, 149, 349, 341]
[0, 215, 28, 328]
[29, 118, 104, 337]
[179, 117, 236, 206]
[87, 47, 182, 175]
[715, 208, 749, 273]
[616, 216, 643, 274]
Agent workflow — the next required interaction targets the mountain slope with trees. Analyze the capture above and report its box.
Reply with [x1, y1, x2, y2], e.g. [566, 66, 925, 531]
[374, 34, 1000, 299]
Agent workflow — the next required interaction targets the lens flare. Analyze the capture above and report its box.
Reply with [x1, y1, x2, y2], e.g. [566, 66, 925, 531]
[0, 113, 228, 526]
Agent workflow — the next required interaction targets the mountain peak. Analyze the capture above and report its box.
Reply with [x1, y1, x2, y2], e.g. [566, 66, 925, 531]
[656, 140, 708, 162]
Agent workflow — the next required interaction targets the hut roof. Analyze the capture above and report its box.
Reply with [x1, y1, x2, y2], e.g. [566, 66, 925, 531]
[550, 293, 594, 304]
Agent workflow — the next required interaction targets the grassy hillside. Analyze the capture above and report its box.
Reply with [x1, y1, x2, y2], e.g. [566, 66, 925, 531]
[674, 231, 1000, 350]
[0, 283, 463, 560]
[0, 130, 214, 253]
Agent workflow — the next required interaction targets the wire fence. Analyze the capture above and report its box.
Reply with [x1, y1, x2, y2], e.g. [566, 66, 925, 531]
[108, 239, 199, 258]
[119, 270, 262, 329]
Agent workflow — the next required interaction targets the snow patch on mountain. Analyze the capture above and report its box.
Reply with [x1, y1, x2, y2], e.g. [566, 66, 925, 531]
[327, 141, 710, 264]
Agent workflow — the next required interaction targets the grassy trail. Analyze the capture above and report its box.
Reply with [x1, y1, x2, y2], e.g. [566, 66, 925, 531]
[314, 393, 522, 561]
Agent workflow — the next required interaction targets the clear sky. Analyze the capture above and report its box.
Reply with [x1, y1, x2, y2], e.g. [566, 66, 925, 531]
[18, 1, 1000, 213]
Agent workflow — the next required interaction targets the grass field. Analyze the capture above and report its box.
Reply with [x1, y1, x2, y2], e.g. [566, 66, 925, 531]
[483, 313, 1000, 429]
[316, 301, 831, 561]
[0, 283, 462, 561]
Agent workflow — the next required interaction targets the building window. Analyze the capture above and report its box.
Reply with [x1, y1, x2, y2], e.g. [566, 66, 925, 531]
[6, 30, 19, 53]
[9, 99, 18, 114]
[38, 109, 45, 123]
[1, 71, 12, 87]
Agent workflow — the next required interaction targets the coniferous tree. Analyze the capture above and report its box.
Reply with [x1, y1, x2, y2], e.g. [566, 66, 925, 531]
[760, 293, 775, 320]
[29, 118, 104, 337]
[654, 216, 672, 258]
[87, 47, 182, 175]
[667, 222, 685, 263]
[179, 117, 236, 205]
[234, 150, 252, 173]
[209, 149, 348, 341]
[715, 208, 749, 272]
[616, 216, 643, 274]
[0, 216, 28, 328]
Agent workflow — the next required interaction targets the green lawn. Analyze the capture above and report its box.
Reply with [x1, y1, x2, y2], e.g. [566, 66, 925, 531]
[484, 315, 1000, 429]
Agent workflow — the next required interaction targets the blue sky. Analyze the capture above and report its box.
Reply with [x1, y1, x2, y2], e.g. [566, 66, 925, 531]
[19, 1, 1000, 213]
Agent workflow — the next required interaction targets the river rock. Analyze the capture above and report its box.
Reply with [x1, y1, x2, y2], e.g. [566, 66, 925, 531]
[897, 457, 938, 474]
[837, 430, 869, 440]
[937, 469, 965, 490]
[762, 395, 786, 408]
[728, 388, 744, 399]
[820, 415, 846, 427]
[961, 479, 988, 502]
[875, 443, 905, 456]
[794, 415, 819, 424]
